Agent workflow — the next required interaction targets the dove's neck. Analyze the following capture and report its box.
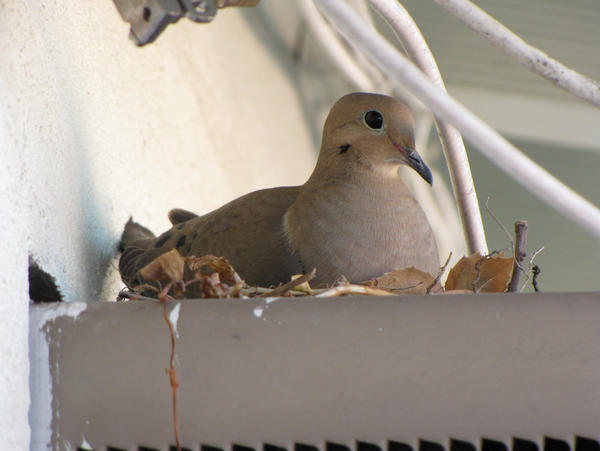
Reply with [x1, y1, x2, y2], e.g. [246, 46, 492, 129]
[302, 163, 414, 208]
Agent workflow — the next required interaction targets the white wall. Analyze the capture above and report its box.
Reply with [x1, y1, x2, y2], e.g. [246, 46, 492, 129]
[1, 1, 317, 447]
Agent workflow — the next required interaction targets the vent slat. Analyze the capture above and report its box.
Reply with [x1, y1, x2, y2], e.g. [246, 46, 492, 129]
[544, 438, 570, 451]
[451, 439, 477, 451]
[576, 437, 600, 451]
[514, 438, 539, 451]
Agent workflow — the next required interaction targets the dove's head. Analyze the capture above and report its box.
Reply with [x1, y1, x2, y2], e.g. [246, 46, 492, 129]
[317, 92, 432, 185]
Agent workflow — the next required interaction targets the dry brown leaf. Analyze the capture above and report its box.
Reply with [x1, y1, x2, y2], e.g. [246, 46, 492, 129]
[139, 249, 185, 283]
[184, 254, 245, 298]
[445, 253, 513, 293]
[186, 254, 243, 285]
[364, 267, 443, 294]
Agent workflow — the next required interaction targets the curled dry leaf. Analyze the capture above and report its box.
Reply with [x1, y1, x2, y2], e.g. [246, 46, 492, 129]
[185, 254, 244, 286]
[134, 251, 245, 299]
[139, 248, 185, 283]
[184, 254, 246, 299]
[364, 267, 443, 294]
[445, 253, 513, 293]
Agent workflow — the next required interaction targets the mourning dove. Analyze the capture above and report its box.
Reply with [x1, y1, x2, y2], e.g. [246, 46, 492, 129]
[119, 92, 439, 288]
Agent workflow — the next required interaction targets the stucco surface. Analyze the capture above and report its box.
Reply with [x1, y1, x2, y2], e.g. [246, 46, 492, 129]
[1, 1, 316, 301]
[1, 1, 316, 447]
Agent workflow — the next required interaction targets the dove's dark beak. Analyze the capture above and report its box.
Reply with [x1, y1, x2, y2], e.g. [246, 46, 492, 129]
[405, 148, 433, 185]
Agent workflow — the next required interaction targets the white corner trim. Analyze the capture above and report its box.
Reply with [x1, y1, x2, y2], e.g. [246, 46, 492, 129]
[29, 302, 87, 450]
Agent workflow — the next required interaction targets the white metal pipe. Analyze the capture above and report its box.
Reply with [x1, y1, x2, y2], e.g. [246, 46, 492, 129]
[368, 0, 488, 255]
[314, 0, 600, 241]
[433, 0, 600, 108]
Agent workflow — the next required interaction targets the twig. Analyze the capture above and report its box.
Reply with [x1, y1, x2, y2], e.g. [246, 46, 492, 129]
[520, 246, 545, 292]
[532, 265, 541, 292]
[316, 284, 394, 297]
[157, 282, 181, 451]
[508, 221, 528, 292]
[117, 288, 160, 303]
[427, 252, 452, 294]
[259, 268, 317, 298]
[485, 197, 513, 244]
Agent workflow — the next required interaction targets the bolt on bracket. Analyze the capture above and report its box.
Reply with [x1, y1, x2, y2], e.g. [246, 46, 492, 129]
[113, 0, 260, 46]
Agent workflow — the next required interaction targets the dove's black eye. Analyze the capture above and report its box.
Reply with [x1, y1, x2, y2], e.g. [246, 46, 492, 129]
[363, 110, 384, 130]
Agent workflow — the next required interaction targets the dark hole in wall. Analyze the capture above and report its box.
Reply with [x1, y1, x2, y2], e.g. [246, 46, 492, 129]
[28, 255, 63, 303]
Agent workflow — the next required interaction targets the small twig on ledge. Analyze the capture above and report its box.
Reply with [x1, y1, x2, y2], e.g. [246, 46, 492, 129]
[519, 246, 545, 292]
[117, 288, 161, 303]
[316, 284, 395, 297]
[508, 221, 528, 292]
[532, 264, 541, 292]
[485, 197, 513, 244]
[259, 268, 317, 298]
[427, 252, 452, 294]
[157, 281, 182, 451]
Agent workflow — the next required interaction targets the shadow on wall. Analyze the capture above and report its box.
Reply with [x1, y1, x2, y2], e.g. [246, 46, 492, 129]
[244, 3, 355, 151]
[25, 56, 117, 302]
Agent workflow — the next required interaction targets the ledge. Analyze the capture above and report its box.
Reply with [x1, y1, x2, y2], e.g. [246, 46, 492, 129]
[29, 292, 600, 450]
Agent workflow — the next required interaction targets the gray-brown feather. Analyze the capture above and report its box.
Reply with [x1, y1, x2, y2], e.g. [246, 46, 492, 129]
[119, 187, 303, 288]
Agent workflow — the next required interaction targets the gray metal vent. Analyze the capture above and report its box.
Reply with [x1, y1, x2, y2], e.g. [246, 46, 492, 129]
[30, 294, 600, 450]
[80, 438, 600, 451]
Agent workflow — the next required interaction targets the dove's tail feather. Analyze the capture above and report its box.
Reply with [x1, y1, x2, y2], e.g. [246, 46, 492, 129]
[118, 218, 157, 289]
[118, 218, 155, 252]
[168, 208, 198, 225]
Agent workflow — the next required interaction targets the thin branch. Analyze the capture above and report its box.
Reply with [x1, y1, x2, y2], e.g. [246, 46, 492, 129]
[519, 246, 545, 292]
[117, 289, 160, 303]
[532, 265, 541, 292]
[313, 0, 600, 241]
[157, 282, 181, 451]
[259, 268, 317, 298]
[433, 0, 600, 108]
[316, 284, 395, 297]
[367, 0, 488, 255]
[508, 221, 528, 292]
[484, 197, 513, 244]
[427, 252, 452, 294]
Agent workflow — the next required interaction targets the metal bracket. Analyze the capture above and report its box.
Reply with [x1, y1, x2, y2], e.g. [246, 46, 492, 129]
[113, 0, 259, 46]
